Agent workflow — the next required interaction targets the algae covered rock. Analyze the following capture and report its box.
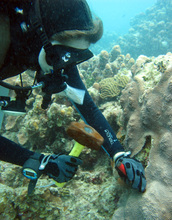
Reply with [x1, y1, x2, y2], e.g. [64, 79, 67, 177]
[0, 183, 16, 219]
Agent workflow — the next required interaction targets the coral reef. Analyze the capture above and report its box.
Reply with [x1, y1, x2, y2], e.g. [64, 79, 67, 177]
[0, 153, 120, 220]
[1, 49, 172, 219]
[117, 0, 172, 58]
[112, 58, 172, 219]
[1, 1, 172, 218]
[2, 92, 77, 152]
[78, 45, 133, 90]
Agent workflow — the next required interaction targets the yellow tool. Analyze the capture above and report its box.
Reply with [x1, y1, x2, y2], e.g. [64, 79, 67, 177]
[54, 121, 104, 187]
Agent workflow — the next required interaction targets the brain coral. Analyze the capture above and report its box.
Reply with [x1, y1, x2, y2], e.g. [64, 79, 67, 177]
[99, 77, 120, 99]
[115, 74, 130, 87]
[99, 74, 129, 99]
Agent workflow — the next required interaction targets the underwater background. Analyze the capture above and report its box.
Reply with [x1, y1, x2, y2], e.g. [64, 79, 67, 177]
[0, 0, 172, 219]
[89, 0, 171, 58]
[87, 0, 157, 34]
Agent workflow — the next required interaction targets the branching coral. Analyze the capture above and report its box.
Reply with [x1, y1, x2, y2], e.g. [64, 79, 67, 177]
[99, 50, 109, 70]
[110, 45, 121, 62]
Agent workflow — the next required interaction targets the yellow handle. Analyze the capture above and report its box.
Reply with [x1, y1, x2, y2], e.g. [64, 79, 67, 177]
[69, 142, 85, 157]
[54, 142, 85, 187]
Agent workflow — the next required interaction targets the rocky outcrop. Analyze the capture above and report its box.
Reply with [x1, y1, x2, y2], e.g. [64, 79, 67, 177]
[112, 63, 172, 220]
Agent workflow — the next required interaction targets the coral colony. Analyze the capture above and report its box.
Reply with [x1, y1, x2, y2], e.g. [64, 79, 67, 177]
[0, 0, 172, 219]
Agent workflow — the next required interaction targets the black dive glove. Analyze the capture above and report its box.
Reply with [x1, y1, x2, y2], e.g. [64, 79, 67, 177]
[22, 153, 82, 194]
[44, 154, 82, 183]
[114, 151, 146, 193]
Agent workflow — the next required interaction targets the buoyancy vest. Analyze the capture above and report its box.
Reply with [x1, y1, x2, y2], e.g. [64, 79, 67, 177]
[0, 1, 42, 80]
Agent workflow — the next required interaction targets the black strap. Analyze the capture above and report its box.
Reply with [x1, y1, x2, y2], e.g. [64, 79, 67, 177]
[23, 153, 42, 195]
[28, 179, 38, 195]
[30, 0, 52, 53]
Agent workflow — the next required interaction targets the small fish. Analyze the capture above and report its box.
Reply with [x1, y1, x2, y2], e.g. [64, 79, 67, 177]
[15, 7, 23, 14]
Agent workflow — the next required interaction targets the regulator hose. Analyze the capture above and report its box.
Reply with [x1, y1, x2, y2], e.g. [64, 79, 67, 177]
[0, 80, 32, 91]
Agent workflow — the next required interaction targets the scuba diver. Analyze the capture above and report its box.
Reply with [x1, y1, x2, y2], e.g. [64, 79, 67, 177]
[0, 0, 146, 194]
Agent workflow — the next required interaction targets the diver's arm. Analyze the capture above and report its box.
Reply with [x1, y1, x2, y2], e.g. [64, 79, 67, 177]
[66, 66, 124, 158]
[0, 135, 82, 194]
[0, 135, 34, 166]
[0, 13, 10, 69]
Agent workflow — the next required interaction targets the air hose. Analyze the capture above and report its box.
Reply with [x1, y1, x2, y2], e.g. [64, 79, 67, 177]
[0, 80, 32, 91]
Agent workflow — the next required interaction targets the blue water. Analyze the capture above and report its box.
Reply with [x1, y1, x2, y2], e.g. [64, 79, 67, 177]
[87, 0, 157, 35]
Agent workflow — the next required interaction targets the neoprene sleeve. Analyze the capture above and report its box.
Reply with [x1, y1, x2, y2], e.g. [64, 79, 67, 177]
[0, 66, 124, 166]
[0, 135, 34, 166]
[65, 66, 124, 158]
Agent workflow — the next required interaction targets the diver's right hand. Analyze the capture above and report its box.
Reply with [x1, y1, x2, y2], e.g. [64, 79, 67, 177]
[44, 154, 82, 183]
[114, 152, 146, 192]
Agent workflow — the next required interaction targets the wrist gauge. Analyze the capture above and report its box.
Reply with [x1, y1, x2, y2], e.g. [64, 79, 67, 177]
[23, 168, 38, 180]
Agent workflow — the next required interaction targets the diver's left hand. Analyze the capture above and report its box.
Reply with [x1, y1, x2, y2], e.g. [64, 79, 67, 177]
[44, 154, 82, 183]
[114, 152, 146, 192]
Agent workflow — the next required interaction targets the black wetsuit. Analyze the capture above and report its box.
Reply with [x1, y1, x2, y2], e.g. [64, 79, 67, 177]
[0, 0, 124, 167]
[0, 65, 124, 165]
